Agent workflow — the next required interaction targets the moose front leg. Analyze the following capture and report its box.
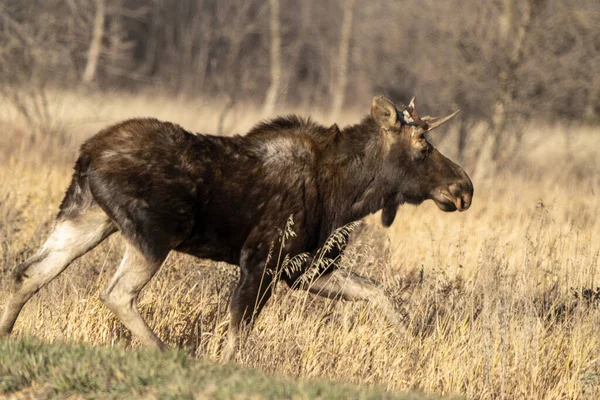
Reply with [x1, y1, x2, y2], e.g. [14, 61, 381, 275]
[299, 269, 405, 329]
[223, 249, 274, 362]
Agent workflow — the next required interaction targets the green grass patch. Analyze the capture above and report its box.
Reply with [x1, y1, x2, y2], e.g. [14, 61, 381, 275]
[0, 337, 457, 399]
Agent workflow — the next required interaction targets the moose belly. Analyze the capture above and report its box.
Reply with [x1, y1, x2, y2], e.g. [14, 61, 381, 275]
[174, 234, 241, 265]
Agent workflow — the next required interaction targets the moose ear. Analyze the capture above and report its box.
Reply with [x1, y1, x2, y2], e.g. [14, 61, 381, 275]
[371, 96, 398, 129]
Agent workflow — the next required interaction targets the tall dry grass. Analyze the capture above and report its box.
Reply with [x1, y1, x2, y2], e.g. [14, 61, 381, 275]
[1, 90, 599, 399]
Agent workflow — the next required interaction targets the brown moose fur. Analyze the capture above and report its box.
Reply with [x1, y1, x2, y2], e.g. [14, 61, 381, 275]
[0, 97, 473, 358]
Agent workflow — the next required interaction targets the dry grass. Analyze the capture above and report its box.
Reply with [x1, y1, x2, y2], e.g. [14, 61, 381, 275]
[1, 90, 599, 399]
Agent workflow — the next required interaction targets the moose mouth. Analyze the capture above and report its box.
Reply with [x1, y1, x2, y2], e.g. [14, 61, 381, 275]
[431, 190, 471, 212]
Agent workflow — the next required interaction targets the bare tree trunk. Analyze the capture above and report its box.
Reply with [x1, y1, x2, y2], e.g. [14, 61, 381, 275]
[491, 0, 535, 161]
[262, 0, 281, 116]
[331, 0, 356, 118]
[106, 0, 128, 75]
[82, 0, 105, 83]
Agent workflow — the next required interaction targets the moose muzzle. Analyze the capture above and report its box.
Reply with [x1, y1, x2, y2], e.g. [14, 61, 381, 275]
[431, 168, 473, 213]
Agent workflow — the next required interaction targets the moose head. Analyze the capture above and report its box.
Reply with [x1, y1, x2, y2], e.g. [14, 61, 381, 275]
[370, 96, 474, 226]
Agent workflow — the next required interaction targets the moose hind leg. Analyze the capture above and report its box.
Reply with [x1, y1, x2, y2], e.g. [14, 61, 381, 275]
[0, 207, 115, 336]
[99, 243, 168, 351]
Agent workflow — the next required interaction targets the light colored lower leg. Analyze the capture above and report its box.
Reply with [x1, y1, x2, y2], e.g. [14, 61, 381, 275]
[302, 269, 404, 328]
[100, 243, 168, 351]
[0, 210, 114, 335]
[0, 291, 34, 336]
[222, 325, 239, 363]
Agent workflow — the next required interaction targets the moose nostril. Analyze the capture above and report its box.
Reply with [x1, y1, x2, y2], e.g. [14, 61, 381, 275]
[448, 182, 472, 211]
[460, 194, 471, 211]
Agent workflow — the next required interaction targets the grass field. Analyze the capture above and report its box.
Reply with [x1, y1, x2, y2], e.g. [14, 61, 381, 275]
[1, 91, 599, 399]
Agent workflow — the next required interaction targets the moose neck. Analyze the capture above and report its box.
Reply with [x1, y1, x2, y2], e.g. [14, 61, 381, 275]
[318, 116, 396, 233]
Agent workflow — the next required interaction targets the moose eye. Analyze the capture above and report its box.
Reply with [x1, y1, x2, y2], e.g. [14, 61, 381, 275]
[418, 143, 432, 160]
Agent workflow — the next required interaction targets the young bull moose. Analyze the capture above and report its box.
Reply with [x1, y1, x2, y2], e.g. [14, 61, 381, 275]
[0, 97, 473, 359]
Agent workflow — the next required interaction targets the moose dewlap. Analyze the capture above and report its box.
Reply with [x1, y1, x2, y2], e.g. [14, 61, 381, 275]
[0, 96, 473, 360]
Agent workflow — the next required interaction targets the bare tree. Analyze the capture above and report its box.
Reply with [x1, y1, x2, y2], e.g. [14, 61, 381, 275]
[490, 0, 537, 161]
[262, 0, 282, 116]
[82, 0, 105, 83]
[0, 0, 81, 135]
[331, 0, 356, 118]
[214, 0, 265, 134]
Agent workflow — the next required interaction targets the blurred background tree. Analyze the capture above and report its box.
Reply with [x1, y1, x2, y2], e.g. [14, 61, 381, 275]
[0, 0, 598, 153]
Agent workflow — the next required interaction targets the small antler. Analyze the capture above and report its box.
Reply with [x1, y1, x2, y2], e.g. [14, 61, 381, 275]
[403, 96, 429, 130]
[399, 97, 460, 132]
[420, 110, 461, 133]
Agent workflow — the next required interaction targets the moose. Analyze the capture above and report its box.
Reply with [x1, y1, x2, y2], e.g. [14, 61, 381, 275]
[0, 96, 472, 359]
